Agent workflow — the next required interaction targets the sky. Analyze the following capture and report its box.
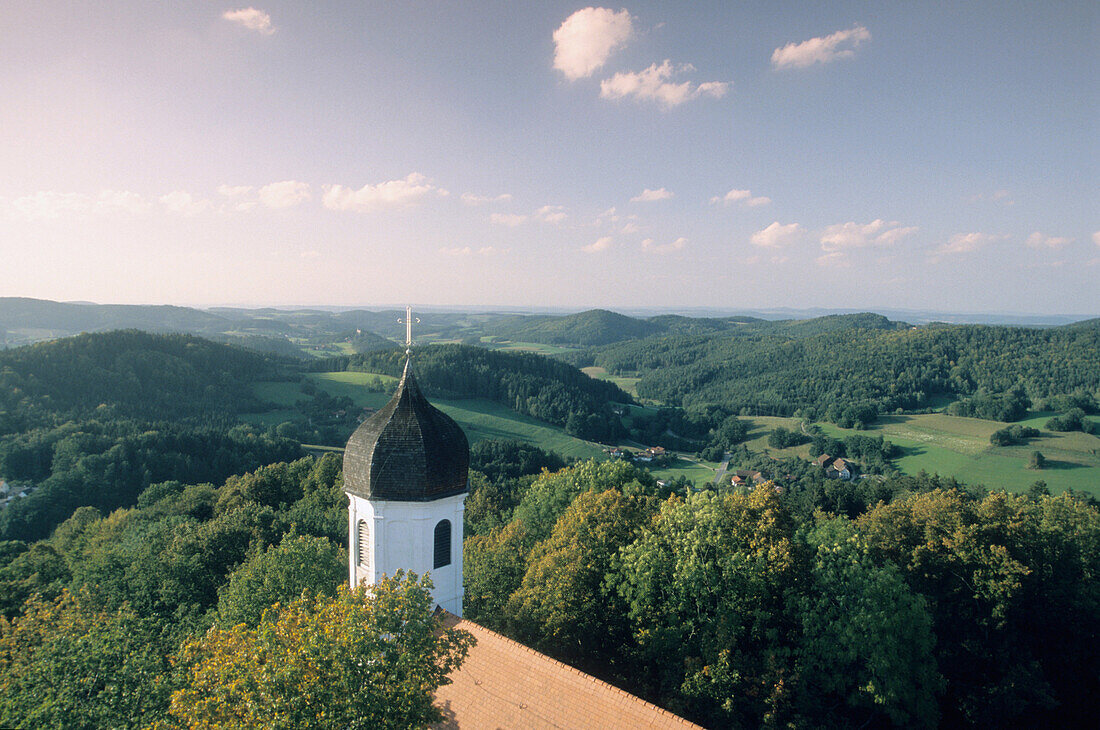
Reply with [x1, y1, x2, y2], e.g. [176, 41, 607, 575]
[1, 1, 1097, 314]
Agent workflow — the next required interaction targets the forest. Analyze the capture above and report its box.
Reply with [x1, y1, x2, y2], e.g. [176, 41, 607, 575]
[0, 323, 1098, 727]
[579, 320, 1100, 426]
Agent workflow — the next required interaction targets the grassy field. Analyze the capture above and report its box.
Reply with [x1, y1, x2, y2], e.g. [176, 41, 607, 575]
[495, 341, 582, 356]
[244, 371, 605, 461]
[582, 366, 641, 398]
[648, 457, 721, 485]
[816, 412, 1100, 496]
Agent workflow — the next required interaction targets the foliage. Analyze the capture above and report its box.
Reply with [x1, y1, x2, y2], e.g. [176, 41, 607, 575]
[768, 426, 810, 449]
[990, 423, 1040, 446]
[506, 490, 652, 675]
[462, 520, 534, 630]
[469, 439, 566, 483]
[486, 308, 664, 347]
[0, 589, 179, 729]
[587, 321, 1098, 425]
[946, 386, 1031, 422]
[170, 573, 473, 730]
[856, 489, 1100, 726]
[617, 487, 806, 728]
[511, 459, 658, 542]
[1046, 408, 1099, 434]
[216, 534, 347, 628]
[793, 519, 941, 728]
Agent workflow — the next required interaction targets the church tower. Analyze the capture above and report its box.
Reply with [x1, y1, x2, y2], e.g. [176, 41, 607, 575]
[342, 316, 469, 615]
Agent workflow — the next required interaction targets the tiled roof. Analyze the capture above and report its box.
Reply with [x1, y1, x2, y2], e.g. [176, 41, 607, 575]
[343, 358, 469, 502]
[433, 614, 702, 730]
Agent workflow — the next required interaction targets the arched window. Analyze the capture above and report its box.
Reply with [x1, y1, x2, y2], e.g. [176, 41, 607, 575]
[357, 519, 370, 566]
[433, 519, 451, 569]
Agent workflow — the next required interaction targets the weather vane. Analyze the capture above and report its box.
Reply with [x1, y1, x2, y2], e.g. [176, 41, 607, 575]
[398, 305, 420, 355]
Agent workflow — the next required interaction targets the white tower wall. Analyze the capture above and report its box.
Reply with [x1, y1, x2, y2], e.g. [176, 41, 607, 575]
[348, 491, 465, 616]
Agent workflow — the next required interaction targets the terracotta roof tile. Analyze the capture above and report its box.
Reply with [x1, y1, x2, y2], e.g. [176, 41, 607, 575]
[434, 614, 702, 729]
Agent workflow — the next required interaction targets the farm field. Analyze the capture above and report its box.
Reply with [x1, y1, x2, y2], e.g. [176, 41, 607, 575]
[494, 340, 582, 356]
[582, 366, 641, 398]
[816, 412, 1100, 497]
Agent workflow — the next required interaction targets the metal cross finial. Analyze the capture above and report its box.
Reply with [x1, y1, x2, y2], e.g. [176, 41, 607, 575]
[398, 305, 420, 354]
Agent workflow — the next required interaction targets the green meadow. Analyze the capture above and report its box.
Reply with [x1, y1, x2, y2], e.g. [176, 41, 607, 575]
[816, 412, 1100, 497]
[582, 366, 641, 398]
[246, 371, 605, 461]
[249, 373, 1099, 496]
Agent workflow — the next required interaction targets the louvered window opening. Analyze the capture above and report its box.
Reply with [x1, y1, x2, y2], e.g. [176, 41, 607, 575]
[357, 520, 370, 566]
[434, 520, 451, 569]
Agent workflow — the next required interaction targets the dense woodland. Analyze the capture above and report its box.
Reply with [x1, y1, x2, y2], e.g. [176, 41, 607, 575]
[578, 319, 1100, 426]
[0, 320, 1098, 727]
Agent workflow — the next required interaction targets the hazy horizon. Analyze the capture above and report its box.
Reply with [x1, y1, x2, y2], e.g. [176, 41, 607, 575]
[3, 2, 1097, 313]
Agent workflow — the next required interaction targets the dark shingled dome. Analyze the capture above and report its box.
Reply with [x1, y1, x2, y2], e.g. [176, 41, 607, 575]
[343, 358, 469, 501]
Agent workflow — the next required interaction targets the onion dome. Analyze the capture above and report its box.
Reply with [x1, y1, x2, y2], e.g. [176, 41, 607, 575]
[343, 358, 469, 501]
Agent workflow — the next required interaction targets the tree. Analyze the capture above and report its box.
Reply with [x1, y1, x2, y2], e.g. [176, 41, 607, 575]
[0, 590, 178, 729]
[856, 490, 1100, 726]
[617, 486, 808, 728]
[1028, 450, 1046, 469]
[216, 534, 347, 628]
[462, 520, 532, 629]
[506, 489, 651, 675]
[171, 573, 473, 729]
[793, 518, 942, 728]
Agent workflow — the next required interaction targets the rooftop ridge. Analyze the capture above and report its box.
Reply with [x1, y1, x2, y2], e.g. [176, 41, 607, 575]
[436, 611, 703, 729]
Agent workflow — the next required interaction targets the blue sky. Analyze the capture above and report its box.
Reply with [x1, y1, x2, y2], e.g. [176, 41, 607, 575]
[1, 2, 1096, 314]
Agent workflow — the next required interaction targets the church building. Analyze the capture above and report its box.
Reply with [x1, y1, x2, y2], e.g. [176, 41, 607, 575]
[342, 321, 700, 728]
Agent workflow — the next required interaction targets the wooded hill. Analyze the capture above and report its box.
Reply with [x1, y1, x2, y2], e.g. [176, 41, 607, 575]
[580, 319, 1100, 425]
[0, 333, 629, 542]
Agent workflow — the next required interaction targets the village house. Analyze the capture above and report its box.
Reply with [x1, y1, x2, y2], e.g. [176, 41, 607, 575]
[826, 458, 856, 480]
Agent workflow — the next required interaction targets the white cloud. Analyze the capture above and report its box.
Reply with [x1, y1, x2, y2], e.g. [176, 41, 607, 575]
[1025, 231, 1073, 249]
[553, 7, 634, 80]
[816, 251, 850, 267]
[489, 205, 565, 226]
[6, 191, 89, 220]
[535, 205, 567, 224]
[1093, 231, 1100, 247]
[932, 232, 1006, 259]
[490, 212, 528, 227]
[710, 188, 771, 207]
[642, 236, 687, 254]
[631, 187, 673, 203]
[160, 191, 214, 216]
[620, 221, 640, 234]
[258, 180, 310, 209]
[322, 173, 444, 212]
[751, 221, 804, 248]
[223, 8, 275, 35]
[600, 60, 729, 108]
[441, 246, 503, 256]
[94, 190, 150, 216]
[771, 25, 870, 70]
[582, 236, 614, 253]
[1, 190, 154, 220]
[300, 250, 321, 259]
[461, 192, 512, 206]
[217, 185, 253, 198]
[820, 219, 917, 251]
